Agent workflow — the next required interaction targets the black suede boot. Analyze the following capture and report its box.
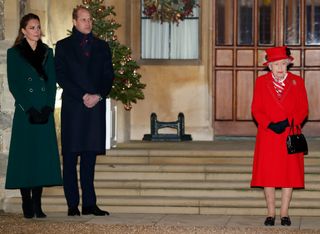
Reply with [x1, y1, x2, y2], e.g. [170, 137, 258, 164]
[32, 187, 46, 218]
[20, 188, 34, 218]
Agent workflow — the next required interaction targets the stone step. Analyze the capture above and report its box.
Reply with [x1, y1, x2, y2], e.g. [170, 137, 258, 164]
[104, 147, 320, 158]
[7, 196, 320, 208]
[101, 156, 254, 165]
[92, 171, 320, 182]
[42, 186, 320, 199]
[105, 149, 253, 157]
[95, 164, 320, 173]
[99, 154, 320, 165]
[4, 140, 320, 217]
[93, 171, 253, 181]
[5, 196, 320, 216]
[42, 180, 320, 191]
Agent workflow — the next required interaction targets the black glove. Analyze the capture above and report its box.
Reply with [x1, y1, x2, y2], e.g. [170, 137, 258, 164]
[268, 119, 289, 134]
[41, 106, 53, 120]
[26, 107, 48, 124]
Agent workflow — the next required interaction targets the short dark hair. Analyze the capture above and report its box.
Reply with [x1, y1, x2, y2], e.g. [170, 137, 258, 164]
[72, 5, 90, 20]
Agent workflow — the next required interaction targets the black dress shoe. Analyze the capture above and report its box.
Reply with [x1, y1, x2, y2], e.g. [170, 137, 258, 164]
[264, 216, 275, 226]
[281, 216, 291, 226]
[82, 205, 110, 216]
[68, 207, 80, 216]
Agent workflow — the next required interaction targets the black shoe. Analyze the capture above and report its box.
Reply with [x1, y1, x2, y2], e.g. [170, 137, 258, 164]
[264, 216, 275, 226]
[281, 216, 291, 226]
[22, 201, 34, 219]
[32, 187, 46, 218]
[82, 205, 110, 216]
[34, 208, 47, 218]
[68, 207, 80, 216]
[21, 188, 34, 219]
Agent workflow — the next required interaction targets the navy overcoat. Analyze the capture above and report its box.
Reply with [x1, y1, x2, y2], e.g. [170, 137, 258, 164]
[55, 34, 114, 155]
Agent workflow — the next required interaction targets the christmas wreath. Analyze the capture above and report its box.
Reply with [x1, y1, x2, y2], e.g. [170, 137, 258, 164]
[143, 0, 199, 24]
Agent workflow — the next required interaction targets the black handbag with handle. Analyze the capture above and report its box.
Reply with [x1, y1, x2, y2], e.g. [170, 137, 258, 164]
[286, 120, 308, 155]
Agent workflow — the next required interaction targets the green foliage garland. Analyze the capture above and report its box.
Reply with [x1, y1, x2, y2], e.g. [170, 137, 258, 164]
[143, 0, 199, 24]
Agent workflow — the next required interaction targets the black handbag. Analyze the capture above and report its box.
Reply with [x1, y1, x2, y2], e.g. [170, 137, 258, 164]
[286, 120, 308, 155]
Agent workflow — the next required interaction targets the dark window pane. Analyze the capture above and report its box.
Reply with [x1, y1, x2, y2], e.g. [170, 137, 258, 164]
[306, 0, 320, 45]
[285, 0, 300, 45]
[216, 0, 234, 45]
[259, 0, 274, 45]
[238, 0, 254, 45]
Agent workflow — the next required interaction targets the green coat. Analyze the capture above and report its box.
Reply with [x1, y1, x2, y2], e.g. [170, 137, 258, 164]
[5, 44, 62, 189]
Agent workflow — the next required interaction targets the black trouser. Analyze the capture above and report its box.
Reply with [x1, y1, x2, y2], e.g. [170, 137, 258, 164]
[63, 152, 97, 208]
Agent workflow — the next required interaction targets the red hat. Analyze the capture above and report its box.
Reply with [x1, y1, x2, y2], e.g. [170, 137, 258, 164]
[263, 46, 294, 66]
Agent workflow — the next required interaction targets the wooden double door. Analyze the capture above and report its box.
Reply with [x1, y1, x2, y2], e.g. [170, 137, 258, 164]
[213, 0, 320, 136]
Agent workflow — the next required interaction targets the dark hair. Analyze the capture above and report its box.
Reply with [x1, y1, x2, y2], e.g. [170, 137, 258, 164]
[286, 47, 291, 57]
[72, 5, 90, 20]
[286, 47, 293, 70]
[13, 13, 41, 46]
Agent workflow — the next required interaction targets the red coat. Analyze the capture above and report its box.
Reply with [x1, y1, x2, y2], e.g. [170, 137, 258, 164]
[251, 72, 308, 188]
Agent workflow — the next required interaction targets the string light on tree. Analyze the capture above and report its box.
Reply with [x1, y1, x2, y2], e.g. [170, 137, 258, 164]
[83, 0, 92, 4]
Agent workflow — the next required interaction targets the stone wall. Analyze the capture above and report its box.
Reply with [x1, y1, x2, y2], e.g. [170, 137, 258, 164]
[0, 0, 4, 40]
[0, 40, 14, 211]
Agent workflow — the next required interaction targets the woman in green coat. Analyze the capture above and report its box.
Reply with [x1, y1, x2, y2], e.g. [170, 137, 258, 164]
[5, 13, 62, 219]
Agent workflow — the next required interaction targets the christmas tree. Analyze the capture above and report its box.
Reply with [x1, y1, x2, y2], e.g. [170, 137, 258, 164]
[82, 0, 146, 110]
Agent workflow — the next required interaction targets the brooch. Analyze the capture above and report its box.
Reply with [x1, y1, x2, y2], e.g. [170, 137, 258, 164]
[292, 79, 297, 85]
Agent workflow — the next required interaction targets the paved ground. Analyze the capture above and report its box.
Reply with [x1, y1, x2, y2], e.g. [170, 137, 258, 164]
[1, 212, 320, 234]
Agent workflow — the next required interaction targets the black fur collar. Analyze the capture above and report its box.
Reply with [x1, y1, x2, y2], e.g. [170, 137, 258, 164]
[15, 39, 49, 81]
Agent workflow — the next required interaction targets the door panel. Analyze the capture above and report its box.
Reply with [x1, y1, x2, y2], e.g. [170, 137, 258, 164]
[236, 71, 254, 120]
[213, 0, 320, 136]
[237, 50, 254, 66]
[215, 71, 233, 120]
[305, 50, 320, 66]
[305, 71, 320, 120]
[216, 49, 233, 66]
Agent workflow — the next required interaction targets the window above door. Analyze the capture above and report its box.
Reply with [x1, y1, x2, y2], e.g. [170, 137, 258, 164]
[140, 0, 200, 60]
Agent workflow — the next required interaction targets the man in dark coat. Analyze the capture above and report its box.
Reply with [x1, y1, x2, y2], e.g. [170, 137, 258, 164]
[55, 5, 114, 216]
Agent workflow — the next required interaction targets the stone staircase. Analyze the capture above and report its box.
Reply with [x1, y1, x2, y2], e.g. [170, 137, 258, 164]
[3, 141, 320, 216]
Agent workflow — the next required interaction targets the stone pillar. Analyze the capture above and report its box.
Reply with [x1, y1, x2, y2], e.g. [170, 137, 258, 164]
[0, 40, 14, 211]
[4, 0, 19, 41]
[0, 0, 4, 40]
[19, 0, 27, 19]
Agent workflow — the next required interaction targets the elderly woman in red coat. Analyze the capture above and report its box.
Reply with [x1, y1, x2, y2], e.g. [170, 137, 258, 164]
[251, 46, 308, 226]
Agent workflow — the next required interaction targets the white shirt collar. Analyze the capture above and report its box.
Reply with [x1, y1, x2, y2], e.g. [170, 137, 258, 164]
[272, 73, 288, 84]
